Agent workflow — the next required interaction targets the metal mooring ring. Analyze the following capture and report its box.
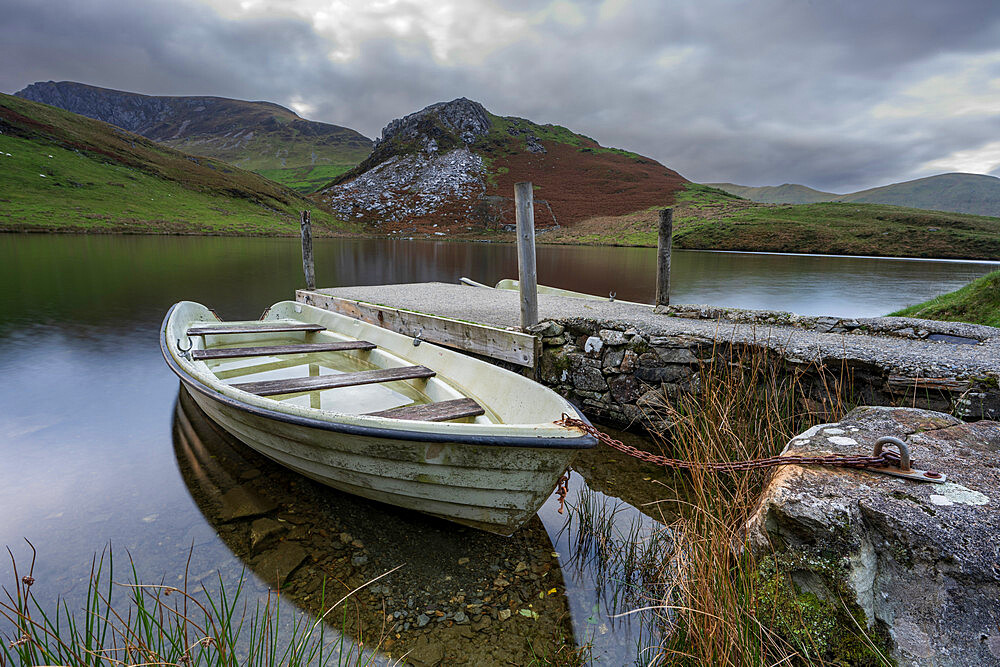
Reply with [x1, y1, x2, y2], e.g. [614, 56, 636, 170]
[177, 336, 194, 359]
[873, 436, 911, 472]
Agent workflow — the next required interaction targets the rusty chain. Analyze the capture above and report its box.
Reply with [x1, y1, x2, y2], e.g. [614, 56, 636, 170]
[555, 414, 907, 473]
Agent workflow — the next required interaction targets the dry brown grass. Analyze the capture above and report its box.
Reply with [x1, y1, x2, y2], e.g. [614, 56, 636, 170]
[641, 347, 855, 666]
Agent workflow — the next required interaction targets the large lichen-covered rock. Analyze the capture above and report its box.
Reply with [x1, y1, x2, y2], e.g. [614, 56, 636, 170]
[747, 407, 1000, 666]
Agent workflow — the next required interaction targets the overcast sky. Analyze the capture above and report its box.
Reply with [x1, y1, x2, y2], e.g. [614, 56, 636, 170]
[3, 0, 1000, 192]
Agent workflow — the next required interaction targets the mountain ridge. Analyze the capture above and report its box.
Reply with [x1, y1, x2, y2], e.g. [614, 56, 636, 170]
[15, 81, 372, 192]
[708, 173, 1000, 217]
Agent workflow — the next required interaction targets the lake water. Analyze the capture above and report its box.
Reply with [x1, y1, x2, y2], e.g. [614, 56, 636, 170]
[1, 234, 996, 664]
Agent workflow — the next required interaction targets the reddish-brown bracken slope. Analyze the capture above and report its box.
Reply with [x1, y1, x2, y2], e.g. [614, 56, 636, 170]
[485, 141, 688, 227]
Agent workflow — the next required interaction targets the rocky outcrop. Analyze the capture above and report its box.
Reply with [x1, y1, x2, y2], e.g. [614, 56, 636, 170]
[321, 98, 492, 228]
[380, 98, 490, 150]
[746, 407, 1000, 666]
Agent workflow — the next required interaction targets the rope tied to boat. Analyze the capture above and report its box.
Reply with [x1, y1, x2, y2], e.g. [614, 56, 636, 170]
[554, 414, 947, 481]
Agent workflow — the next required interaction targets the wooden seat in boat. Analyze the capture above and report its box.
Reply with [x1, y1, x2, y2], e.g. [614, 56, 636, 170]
[231, 365, 436, 396]
[187, 323, 325, 336]
[192, 341, 375, 361]
[366, 398, 485, 422]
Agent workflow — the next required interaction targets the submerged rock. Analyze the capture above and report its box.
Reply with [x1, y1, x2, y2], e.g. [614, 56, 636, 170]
[216, 486, 278, 521]
[747, 406, 1000, 666]
[251, 541, 307, 586]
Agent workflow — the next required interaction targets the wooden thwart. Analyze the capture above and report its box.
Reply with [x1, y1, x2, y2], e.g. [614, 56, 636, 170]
[188, 323, 325, 336]
[192, 341, 375, 361]
[367, 398, 485, 422]
[232, 365, 435, 396]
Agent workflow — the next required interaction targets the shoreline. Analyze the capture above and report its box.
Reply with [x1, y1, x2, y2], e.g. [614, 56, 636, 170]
[5, 228, 1000, 263]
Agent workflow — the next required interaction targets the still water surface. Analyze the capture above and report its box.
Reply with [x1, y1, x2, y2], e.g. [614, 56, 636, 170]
[1, 235, 997, 663]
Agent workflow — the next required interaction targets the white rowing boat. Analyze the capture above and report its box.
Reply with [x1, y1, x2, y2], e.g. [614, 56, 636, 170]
[160, 300, 595, 534]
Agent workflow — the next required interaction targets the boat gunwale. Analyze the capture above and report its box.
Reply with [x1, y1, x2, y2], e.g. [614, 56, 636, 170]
[160, 303, 598, 450]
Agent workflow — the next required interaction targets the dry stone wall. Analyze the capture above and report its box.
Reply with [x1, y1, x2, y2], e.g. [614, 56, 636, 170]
[527, 316, 1000, 431]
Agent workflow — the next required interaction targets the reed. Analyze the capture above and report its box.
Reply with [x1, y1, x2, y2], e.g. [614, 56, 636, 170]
[1, 542, 396, 667]
[641, 344, 875, 666]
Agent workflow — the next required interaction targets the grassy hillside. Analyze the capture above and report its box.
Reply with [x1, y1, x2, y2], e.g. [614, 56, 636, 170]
[889, 271, 1000, 327]
[838, 172, 1000, 217]
[0, 93, 356, 235]
[543, 183, 1000, 259]
[16, 82, 372, 193]
[706, 182, 838, 204]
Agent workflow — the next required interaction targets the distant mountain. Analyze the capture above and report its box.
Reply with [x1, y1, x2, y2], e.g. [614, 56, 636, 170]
[837, 173, 1000, 216]
[0, 92, 351, 234]
[15, 81, 372, 192]
[319, 97, 688, 234]
[705, 182, 838, 204]
[708, 173, 1000, 217]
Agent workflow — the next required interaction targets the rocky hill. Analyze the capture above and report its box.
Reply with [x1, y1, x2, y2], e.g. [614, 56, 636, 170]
[0, 92, 351, 235]
[15, 81, 372, 192]
[318, 98, 688, 235]
[709, 173, 1000, 217]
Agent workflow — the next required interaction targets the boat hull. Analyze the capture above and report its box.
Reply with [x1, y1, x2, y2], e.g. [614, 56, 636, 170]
[186, 384, 574, 534]
[161, 300, 594, 535]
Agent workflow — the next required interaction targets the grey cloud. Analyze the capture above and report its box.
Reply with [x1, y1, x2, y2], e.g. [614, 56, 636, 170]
[2, 0, 1000, 192]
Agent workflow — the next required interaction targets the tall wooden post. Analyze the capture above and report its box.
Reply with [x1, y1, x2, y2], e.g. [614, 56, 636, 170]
[514, 182, 538, 329]
[655, 207, 673, 308]
[300, 210, 316, 290]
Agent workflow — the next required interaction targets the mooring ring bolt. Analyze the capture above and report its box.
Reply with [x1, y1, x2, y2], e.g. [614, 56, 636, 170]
[177, 336, 194, 359]
[413, 329, 423, 347]
[609, 291, 616, 302]
[873, 436, 911, 472]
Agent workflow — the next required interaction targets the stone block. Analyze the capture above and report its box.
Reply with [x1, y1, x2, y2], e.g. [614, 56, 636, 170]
[620, 349, 638, 372]
[637, 388, 668, 409]
[653, 346, 698, 364]
[525, 320, 563, 337]
[572, 365, 608, 392]
[584, 336, 603, 356]
[636, 364, 691, 383]
[599, 329, 627, 346]
[746, 407, 1000, 666]
[602, 347, 625, 371]
[608, 373, 641, 404]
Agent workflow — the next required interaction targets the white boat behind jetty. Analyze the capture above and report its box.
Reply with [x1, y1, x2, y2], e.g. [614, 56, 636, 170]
[161, 300, 596, 534]
[460, 277, 649, 306]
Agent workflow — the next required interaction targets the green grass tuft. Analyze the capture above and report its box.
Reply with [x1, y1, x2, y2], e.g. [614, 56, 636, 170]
[889, 270, 1000, 326]
[0, 545, 393, 666]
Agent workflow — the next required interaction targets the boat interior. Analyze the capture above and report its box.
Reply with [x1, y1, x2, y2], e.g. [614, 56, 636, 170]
[186, 320, 493, 424]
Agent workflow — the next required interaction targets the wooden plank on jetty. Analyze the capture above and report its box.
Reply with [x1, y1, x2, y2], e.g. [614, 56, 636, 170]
[296, 290, 539, 369]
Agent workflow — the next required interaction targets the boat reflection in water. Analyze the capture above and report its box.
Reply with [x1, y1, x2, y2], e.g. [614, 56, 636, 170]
[173, 386, 578, 665]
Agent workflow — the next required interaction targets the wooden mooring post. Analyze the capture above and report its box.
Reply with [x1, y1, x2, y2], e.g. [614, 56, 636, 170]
[300, 210, 316, 290]
[514, 182, 539, 329]
[655, 207, 673, 308]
